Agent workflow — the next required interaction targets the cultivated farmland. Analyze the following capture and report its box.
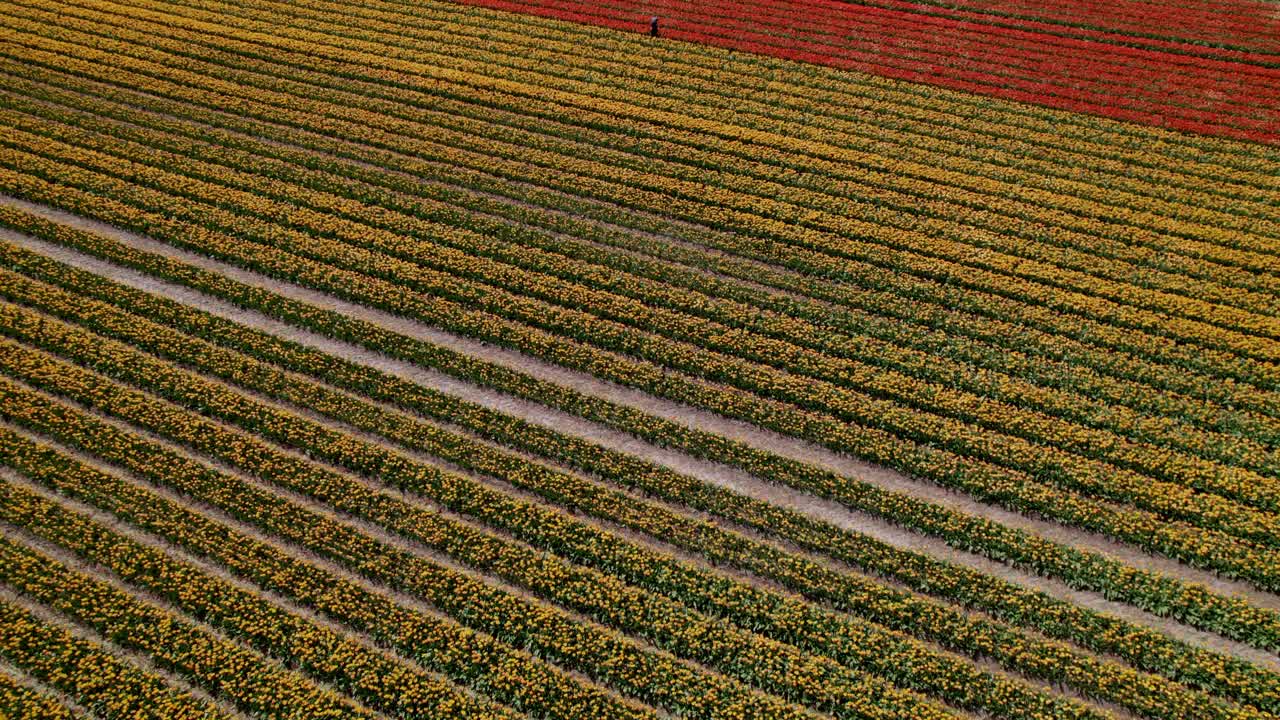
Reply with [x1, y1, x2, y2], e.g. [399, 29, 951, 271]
[0, 0, 1277, 718]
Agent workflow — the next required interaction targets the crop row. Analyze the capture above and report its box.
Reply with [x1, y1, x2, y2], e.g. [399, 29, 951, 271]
[0, 466, 545, 720]
[25, 0, 1280, 335]
[186, 0, 1280, 216]
[0, 270, 1253, 720]
[9, 42, 1275, 424]
[8, 98, 1277, 544]
[7, 65, 1276, 465]
[0, 345, 962, 717]
[372, 0, 1280, 182]
[149, 0, 1280, 149]
[47, 0, 1280, 320]
[6, 135, 1279, 587]
[268, 0, 1280, 201]
[0, 443, 677, 720]
[0, 599, 224, 720]
[2, 322, 1094, 720]
[1, 194, 1274, 659]
[503, 0, 1278, 124]
[0, 368, 935, 720]
[842, 0, 1280, 55]
[0, 668, 87, 720]
[450, 0, 1280, 143]
[0, 528, 373, 719]
[443, 0, 1280, 143]
[4, 227, 1276, 715]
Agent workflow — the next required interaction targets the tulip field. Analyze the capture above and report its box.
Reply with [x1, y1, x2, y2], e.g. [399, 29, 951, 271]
[0, 0, 1277, 717]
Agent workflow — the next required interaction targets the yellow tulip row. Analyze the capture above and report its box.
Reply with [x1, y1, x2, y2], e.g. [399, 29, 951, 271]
[0, 266, 1249, 720]
[5, 40, 1273, 425]
[5, 128, 1279, 590]
[0, 600, 224, 720]
[0, 347, 953, 720]
[12, 2, 1280, 366]
[7, 99, 1278, 540]
[0, 432, 665, 720]
[60, 0, 1280, 275]
[0, 525, 377, 719]
[0, 455, 544, 720]
[4, 219, 1276, 717]
[3, 171, 1278, 659]
[5, 59, 1273, 457]
[0, 664, 95, 719]
[6, 8, 1279, 386]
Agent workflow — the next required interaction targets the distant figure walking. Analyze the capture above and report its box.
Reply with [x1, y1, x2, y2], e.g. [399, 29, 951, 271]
[649, 16, 660, 37]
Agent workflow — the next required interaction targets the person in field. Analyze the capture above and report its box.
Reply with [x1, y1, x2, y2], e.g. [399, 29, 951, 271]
[650, 16, 660, 37]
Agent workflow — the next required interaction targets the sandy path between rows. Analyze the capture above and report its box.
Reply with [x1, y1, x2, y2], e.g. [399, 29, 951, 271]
[2, 197, 1277, 670]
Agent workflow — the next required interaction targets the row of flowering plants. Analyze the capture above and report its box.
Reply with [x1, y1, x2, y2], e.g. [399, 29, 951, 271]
[0, 430, 668, 720]
[9, 321, 1053, 720]
[6, 67, 1277, 497]
[253, 0, 1280, 230]
[5, 220, 1279, 716]
[10, 251, 1280, 717]
[6, 132, 1279, 595]
[0, 524, 377, 719]
[1, 182, 1277, 666]
[0, 672, 84, 720]
[0, 346, 969, 720]
[0, 455, 562, 720]
[27, 0, 1280, 361]
[10, 95, 1278, 542]
[0, 599, 224, 720]
[0, 269, 1249, 720]
[9, 34, 1275, 423]
[213, 0, 1280, 217]
[439, 0, 1280, 143]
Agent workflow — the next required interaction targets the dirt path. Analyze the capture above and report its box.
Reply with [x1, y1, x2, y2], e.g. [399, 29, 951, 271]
[3, 198, 1278, 671]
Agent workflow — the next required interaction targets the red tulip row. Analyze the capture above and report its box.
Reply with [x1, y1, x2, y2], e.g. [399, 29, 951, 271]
[440, 0, 1280, 142]
[829, 0, 1280, 55]
[5, 220, 1278, 716]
